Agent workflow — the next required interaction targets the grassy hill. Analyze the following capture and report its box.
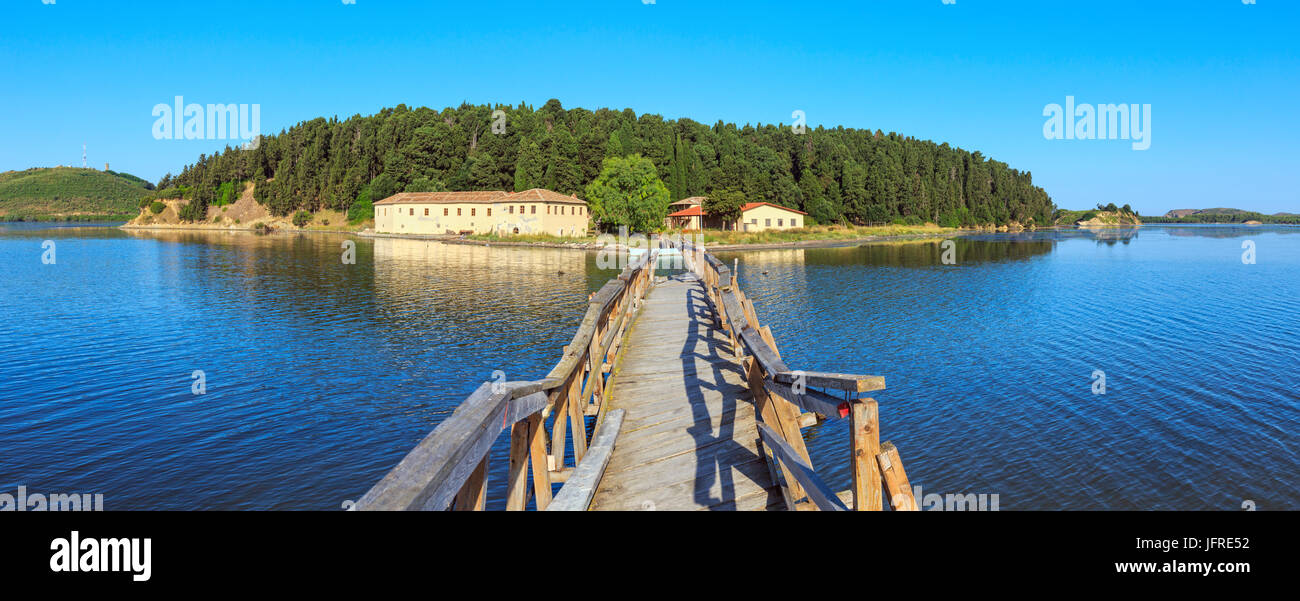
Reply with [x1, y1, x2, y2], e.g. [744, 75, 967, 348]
[0, 167, 155, 221]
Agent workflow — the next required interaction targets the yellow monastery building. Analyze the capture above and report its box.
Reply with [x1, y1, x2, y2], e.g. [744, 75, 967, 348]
[373, 188, 590, 236]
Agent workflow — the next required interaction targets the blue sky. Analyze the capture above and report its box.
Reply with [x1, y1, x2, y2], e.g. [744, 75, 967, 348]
[2, 0, 1296, 214]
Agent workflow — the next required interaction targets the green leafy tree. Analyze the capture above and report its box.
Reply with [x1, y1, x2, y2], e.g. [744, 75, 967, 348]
[370, 173, 399, 201]
[585, 154, 671, 233]
[704, 188, 746, 229]
[348, 187, 374, 224]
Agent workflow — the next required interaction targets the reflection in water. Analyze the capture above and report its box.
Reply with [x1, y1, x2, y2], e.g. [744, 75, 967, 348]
[717, 228, 1300, 510]
[718, 238, 1055, 270]
[0, 227, 611, 509]
[2, 224, 1297, 509]
[1164, 224, 1300, 239]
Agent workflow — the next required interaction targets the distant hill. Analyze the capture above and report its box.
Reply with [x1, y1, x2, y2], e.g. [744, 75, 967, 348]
[1150, 208, 1299, 224]
[0, 167, 155, 221]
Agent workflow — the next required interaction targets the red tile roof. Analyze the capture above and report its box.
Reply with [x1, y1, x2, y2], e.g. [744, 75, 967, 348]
[505, 188, 588, 204]
[741, 202, 807, 215]
[374, 191, 508, 205]
[668, 206, 705, 217]
[374, 188, 589, 206]
[669, 196, 706, 207]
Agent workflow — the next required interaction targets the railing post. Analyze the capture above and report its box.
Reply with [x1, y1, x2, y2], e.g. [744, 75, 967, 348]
[570, 350, 590, 463]
[850, 399, 883, 511]
[549, 369, 575, 473]
[527, 412, 553, 510]
[506, 417, 532, 510]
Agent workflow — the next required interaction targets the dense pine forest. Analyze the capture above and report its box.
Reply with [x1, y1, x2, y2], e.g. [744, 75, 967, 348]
[157, 100, 1055, 228]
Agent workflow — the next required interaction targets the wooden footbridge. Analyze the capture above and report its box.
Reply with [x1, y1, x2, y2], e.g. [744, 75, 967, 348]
[357, 240, 919, 511]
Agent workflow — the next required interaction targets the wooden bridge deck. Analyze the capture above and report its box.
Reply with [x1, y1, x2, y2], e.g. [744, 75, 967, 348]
[358, 244, 909, 514]
[589, 273, 783, 511]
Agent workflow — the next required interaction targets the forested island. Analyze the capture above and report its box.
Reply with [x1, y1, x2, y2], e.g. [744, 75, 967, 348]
[155, 100, 1056, 229]
[1053, 203, 1142, 227]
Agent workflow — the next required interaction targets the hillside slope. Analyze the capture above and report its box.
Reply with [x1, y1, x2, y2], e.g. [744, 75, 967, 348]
[0, 167, 154, 220]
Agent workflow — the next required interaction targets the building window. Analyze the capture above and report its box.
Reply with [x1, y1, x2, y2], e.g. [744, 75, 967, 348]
[488, 208, 492, 216]
[547, 206, 551, 214]
[457, 208, 462, 216]
[792, 219, 798, 227]
[409, 208, 414, 216]
[424, 208, 429, 216]
[519, 205, 525, 214]
[778, 219, 783, 227]
[531, 205, 536, 214]
[751, 219, 757, 225]
[471, 208, 476, 216]
[509, 206, 514, 214]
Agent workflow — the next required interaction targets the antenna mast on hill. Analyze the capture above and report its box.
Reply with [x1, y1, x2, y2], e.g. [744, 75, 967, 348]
[82, 144, 87, 168]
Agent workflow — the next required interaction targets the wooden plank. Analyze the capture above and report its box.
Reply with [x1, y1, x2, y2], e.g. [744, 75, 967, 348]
[850, 399, 882, 511]
[746, 357, 801, 508]
[504, 390, 548, 425]
[765, 380, 847, 419]
[773, 370, 886, 393]
[756, 421, 847, 511]
[737, 326, 790, 376]
[548, 409, 626, 511]
[878, 440, 918, 511]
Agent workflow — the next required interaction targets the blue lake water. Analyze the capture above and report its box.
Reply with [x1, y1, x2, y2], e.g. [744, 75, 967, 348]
[1, 223, 1296, 509]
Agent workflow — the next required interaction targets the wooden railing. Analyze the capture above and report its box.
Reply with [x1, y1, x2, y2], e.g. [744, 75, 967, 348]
[355, 250, 658, 511]
[679, 239, 919, 511]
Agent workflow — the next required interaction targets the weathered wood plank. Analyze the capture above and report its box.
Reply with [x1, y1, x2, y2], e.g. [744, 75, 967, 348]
[878, 440, 919, 511]
[548, 409, 626, 511]
[756, 421, 848, 511]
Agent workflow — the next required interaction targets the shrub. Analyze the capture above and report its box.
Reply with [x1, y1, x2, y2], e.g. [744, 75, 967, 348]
[149, 201, 166, 214]
[293, 210, 312, 227]
[348, 188, 374, 225]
